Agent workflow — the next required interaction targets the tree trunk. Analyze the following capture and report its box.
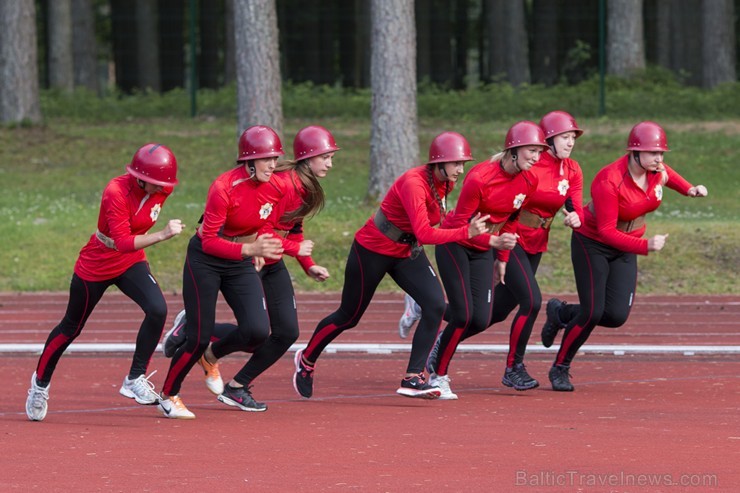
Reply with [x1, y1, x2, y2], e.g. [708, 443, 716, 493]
[701, 0, 736, 88]
[429, 0, 452, 86]
[234, 0, 283, 136]
[71, 0, 98, 92]
[224, 0, 236, 84]
[453, 0, 469, 89]
[0, 0, 41, 123]
[136, 0, 160, 92]
[485, 0, 506, 81]
[158, 0, 185, 91]
[606, 0, 645, 76]
[654, 0, 672, 69]
[485, 0, 530, 85]
[47, 0, 74, 91]
[416, 1, 431, 82]
[531, 0, 558, 85]
[111, 0, 137, 92]
[199, 0, 222, 89]
[368, 0, 418, 202]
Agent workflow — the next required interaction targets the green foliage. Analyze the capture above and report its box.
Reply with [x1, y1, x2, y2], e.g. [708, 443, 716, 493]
[1, 83, 738, 294]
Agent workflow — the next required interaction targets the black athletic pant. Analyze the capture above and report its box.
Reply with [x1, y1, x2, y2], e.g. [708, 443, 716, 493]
[209, 259, 299, 385]
[555, 231, 636, 366]
[303, 240, 445, 375]
[461, 244, 543, 368]
[162, 235, 269, 396]
[434, 242, 494, 376]
[35, 261, 167, 385]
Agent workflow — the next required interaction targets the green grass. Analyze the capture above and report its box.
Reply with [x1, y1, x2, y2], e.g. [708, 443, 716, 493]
[1, 82, 738, 295]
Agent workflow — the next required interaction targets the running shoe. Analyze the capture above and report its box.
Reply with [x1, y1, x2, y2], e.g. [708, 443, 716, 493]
[293, 349, 314, 398]
[396, 374, 441, 399]
[502, 363, 539, 391]
[217, 384, 267, 412]
[541, 298, 567, 348]
[26, 372, 50, 421]
[198, 354, 224, 395]
[119, 371, 159, 404]
[398, 293, 422, 339]
[158, 394, 196, 419]
[429, 373, 458, 400]
[549, 364, 574, 392]
[162, 309, 187, 357]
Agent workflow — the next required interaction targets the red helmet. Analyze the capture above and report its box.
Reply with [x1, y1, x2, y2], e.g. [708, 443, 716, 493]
[237, 125, 285, 161]
[504, 121, 548, 151]
[126, 143, 178, 187]
[626, 121, 670, 152]
[427, 131, 473, 164]
[539, 110, 584, 139]
[293, 125, 340, 161]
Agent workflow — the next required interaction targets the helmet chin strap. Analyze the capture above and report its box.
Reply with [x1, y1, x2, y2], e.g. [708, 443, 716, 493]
[632, 151, 652, 172]
[511, 151, 522, 172]
[436, 163, 448, 179]
[547, 137, 558, 158]
[246, 161, 257, 180]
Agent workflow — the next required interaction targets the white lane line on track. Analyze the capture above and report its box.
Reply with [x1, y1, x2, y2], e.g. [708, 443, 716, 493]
[3, 343, 740, 354]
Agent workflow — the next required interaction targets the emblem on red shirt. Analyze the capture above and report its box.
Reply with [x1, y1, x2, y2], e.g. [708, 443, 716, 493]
[654, 184, 663, 201]
[557, 179, 570, 196]
[513, 193, 526, 209]
[150, 203, 161, 221]
[259, 202, 274, 219]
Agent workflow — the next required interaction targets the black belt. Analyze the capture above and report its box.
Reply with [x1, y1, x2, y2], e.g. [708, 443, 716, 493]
[373, 209, 417, 245]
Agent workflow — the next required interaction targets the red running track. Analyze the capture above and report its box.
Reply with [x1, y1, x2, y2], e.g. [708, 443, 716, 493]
[1, 292, 739, 491]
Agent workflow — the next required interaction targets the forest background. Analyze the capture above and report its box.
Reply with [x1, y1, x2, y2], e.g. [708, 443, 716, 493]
[0, 0, 737, 295]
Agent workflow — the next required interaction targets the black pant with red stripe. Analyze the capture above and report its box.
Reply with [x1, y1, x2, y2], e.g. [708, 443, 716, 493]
[162, 235, 269, 396]
[433, 242, 494, 376]
[555, 231, 636, 367]
[208, 259, 299, 385]
[461, 244, 543, 368]
[302, 240, 445, 375]
[34, 261, 167, 386]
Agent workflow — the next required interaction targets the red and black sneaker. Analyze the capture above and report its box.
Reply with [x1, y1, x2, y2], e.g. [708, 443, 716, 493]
[396, 374, 441, 399]
[293, 349, 314, 398]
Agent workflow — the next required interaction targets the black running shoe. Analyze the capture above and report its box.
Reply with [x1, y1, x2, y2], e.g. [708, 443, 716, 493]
[396, 374, 441, 399]
[502, 363, 540, 390]
[549, 364, 574, 392]
[541, 299, 566, 348]
[217, 384, 267, 412]
[293, 349, 314, 398]
[162, 309, 187, 358]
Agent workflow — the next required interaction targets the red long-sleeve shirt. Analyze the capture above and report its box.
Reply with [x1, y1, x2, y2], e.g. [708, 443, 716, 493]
[579, 155, 693, 255]
[258, 170, 316, 274]
[516, 151, 584, 254]
[441, 159, 538, 262]
[198, 165, 284, 260]
[74, 174, 171, 281]
[354, 165, 469, 258]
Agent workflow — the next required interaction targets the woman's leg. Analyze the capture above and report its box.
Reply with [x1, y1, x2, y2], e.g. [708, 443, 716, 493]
[433, 243, 494, 377]
[116, 261, 168, 379]
[389, 249, 447, 375]
[34, 274, 109, 385]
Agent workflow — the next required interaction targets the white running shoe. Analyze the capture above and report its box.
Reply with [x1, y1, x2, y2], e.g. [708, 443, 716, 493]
[398, 293, 422, 339]
[198, 354, 224, 395]
[157, 394, 196, 419]
[119, 371, 159, 405]
[429, 373, 458, 400]
[26, 372, 50, 421]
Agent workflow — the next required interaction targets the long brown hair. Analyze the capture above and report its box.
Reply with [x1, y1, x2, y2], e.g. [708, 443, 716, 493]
[427, 164, 449, 218]
[275, 159, 325, 223]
